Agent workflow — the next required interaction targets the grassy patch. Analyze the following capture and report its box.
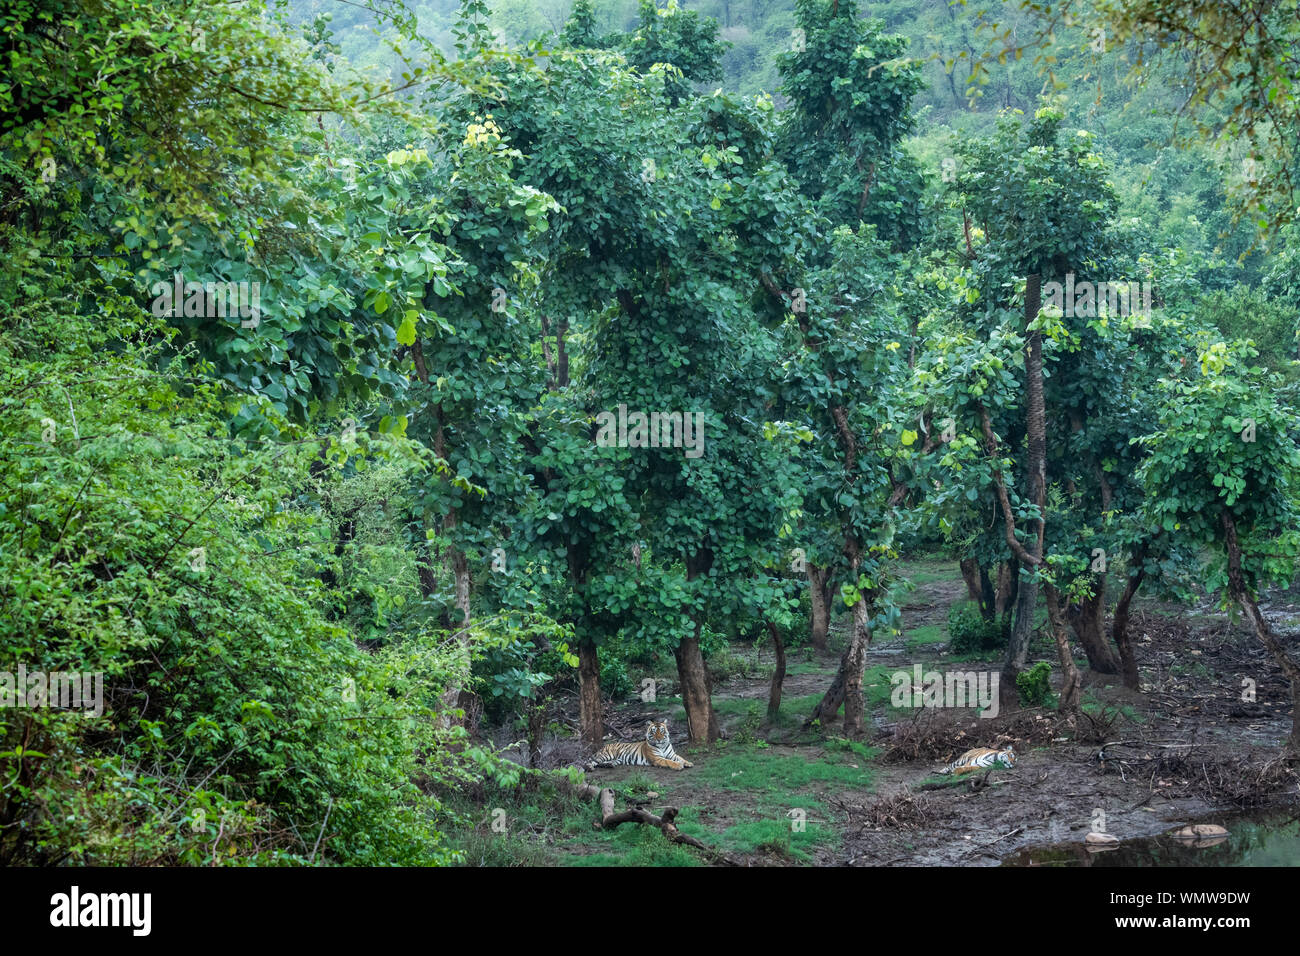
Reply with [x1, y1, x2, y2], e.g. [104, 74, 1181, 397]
[905, 624, 948, 648]
[716, 816, 836, 862]
[900, 560, 960, 587]
[567, 825, 705, 867]
[695, 744, 874, 792]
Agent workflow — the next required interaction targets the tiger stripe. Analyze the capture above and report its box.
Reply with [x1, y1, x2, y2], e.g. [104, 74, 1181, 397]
[938, 745, 1016, 776]
[587, 720, 692, 771]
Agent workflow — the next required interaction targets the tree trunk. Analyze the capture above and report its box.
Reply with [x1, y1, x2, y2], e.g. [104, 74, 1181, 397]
[1044, 584, 1082, 715]
[1222, 512, 1300, 753]
[996, 560, 1016, 618]
[978, 564, 997, 621]
[1002, 577, 1037, 709]
[676, 551, 719, 745]
[808, 563, 830, 651]
[807, 536, 872, 735]
[526, 701, 547, 769]
[577, 637, 603, 752]
[840, 591, 872, 736]
[1067, 577, 1120, 674]
[1112, 556, 1145, 691]
[675, 628, 719, 744]
[766, 621, 786, 723]
[959, 558, 983, 604]
[1002, 273, 1046, 710]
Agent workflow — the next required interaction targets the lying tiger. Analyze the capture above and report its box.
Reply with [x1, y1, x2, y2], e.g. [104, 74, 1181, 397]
[938, 745, 1016, 776]
[586, 720, 693, 771]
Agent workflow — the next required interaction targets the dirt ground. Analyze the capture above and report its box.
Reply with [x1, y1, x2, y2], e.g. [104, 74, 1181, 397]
[488, 562, 1300, 866]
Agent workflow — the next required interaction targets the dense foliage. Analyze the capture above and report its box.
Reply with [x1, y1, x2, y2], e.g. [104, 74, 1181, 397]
[3, 0, 1298, 866]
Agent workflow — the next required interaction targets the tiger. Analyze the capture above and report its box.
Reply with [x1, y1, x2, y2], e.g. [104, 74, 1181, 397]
[586, 720, 693, 771]
[938, 745, 1016, 776]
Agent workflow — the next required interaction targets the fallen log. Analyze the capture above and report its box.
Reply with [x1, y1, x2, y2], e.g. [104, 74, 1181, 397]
[590, 787, 738, 865]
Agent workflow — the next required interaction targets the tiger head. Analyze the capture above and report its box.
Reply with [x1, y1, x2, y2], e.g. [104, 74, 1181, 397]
[645, 720, 670, 745]
[998, 745, 1017, 768]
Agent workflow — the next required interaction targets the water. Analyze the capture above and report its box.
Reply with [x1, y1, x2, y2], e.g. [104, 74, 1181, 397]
[1001, 813, 1300, 866]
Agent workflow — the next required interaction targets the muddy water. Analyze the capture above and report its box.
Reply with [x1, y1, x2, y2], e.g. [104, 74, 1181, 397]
[1001, 813, 1300, 866]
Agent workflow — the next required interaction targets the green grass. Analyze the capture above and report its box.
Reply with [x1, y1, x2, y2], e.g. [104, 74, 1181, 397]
[900, 560, 960, 587]
[787, 657, 831, 676]
[567, 824, 706, 867]
[716, 816, 837, 862]
[694, 744, 875, 792]
[1081, 691, 1145, 724]
[905, 624, 947, 648]
[863, 664, 909, 711]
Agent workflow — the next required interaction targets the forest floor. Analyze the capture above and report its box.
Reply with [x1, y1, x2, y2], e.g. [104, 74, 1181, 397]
[455, 558, 1300, 866]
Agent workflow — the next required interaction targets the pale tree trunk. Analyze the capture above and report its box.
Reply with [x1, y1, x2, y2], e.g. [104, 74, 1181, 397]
[766, 621, 786, 723]
[1222, 512, 1300, 754]
[1044, 584, 1082, 715]
[675, 627, 719, 744]
[808, 564, 831, 651]
[840, 582, 873, 736]
[1067, 577, 1120, 674]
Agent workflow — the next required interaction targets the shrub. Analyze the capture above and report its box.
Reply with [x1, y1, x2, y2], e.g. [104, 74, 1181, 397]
[947, 602, 1006, 655]
[1017, 662, 1054, 707]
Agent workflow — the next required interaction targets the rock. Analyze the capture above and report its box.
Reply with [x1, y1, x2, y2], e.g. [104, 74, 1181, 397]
[1085, 831, 1119, 846]
[1171, 824, 1228, 841]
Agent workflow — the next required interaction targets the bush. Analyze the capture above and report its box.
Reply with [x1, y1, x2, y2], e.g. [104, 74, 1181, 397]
[0, 303, 467, 866]
[947, 602, 1006, 655]
[1017, 662, 1054, 707]
[599, 652, 635, 701]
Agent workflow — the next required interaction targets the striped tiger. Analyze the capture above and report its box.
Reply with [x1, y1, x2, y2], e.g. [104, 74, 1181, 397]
[938, 745, 1016, 776]
[586, 720, 693, 771]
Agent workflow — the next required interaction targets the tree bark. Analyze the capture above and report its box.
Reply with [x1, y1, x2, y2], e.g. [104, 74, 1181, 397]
[1000, 273, 1046, 709]
[807, 534, 872, 735]
[1044, 584, 1082, 715]
[840, 587, 872, 736]
[577, 637, 603, 752]
[766, 621, 786, 723]
[808, 563, 830, 651]
[676, 552, 719, 745]
[978, 563, 997, 621]
[959, 558, 983, 605]
[1002, 579, 1038, 709]
[674, 629, 719, 744]
[1112, 553, 1145, 691]
[1222, 512, 1300, 753]
[1067, 577, 1120, 674]
[996, 560, 1016, 618]
[592, 789, 736, 864]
